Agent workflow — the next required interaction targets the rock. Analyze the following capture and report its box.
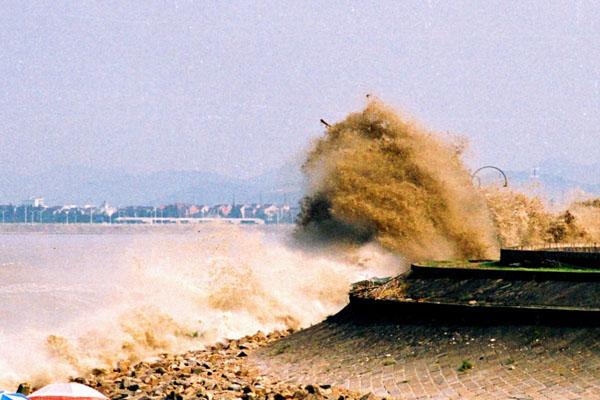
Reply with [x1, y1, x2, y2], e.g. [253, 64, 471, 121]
[116, 360, 131, 372]
[91, 368, 108, 376]
[292, 390, 307, 399]
[75, 329, 378, 400]
[359, 394, 377, 400]
[240, 385, 252, 393]
[127, 383, 140, 392]
[16, 383, 31, 395]
[204, 379, 218, 390]
[164, 391, 182, 400]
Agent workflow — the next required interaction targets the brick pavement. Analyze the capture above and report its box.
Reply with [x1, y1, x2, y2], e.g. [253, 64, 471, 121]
[252, 315, 600, 399]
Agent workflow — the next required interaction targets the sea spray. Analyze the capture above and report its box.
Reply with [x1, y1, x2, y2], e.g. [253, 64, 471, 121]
[0, 226, 402, 388]
[483, 187, 600, 247]
[298, 100, 498, 261]
[569, 199, 600, 240]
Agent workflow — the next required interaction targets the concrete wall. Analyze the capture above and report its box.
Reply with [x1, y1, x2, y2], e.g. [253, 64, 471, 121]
[500, 247, 600, 269]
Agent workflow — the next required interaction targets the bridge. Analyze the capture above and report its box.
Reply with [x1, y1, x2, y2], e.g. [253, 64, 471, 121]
[114, 217, 265, 225]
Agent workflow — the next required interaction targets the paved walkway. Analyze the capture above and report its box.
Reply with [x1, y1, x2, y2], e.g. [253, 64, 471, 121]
[253, 316, 600, 399]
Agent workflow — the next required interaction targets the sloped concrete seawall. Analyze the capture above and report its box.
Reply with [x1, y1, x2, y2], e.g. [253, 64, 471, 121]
[253, 264, 600, 399]
[253, 310, 600, 399]
[349, 264, 600, 326]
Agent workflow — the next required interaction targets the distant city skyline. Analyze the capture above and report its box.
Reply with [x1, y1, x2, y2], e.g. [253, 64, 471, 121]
[0, 200, 297, 224]
[1, 2, 599, 181]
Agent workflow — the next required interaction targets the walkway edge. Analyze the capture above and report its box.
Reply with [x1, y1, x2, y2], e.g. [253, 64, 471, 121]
[346, 295, 600, 326]
[411, 263, 600, 281]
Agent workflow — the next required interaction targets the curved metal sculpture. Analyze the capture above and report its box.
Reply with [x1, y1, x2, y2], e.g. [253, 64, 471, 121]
[472, 165, 508, 188]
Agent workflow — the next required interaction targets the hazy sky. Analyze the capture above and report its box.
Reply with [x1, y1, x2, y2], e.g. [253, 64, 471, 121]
[1, 1, 599, 178]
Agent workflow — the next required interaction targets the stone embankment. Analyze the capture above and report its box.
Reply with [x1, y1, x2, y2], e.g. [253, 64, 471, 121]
[253, 308, 600, 399]
[252, 264, 600, 399]
[46, 330, 381, 400]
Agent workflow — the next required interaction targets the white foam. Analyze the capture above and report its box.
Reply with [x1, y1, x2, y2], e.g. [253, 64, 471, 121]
[0, 226, 403, 388]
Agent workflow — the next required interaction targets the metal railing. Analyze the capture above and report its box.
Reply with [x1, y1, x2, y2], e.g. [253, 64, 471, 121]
[508, 243, 600, 253]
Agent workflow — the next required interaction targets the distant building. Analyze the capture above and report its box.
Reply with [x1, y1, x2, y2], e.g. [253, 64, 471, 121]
[193, 205, 210, 217]
[1, 199, 298, 224]
[230, 204, 255, 218]
[208, 204, 232, 217]
[261, 204, 281, 223]
[22, 197, 45, 207]
[99, 201, 117, 217]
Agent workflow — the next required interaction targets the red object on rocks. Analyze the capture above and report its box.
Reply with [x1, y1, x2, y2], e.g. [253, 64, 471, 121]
[29, 383, 107, 400]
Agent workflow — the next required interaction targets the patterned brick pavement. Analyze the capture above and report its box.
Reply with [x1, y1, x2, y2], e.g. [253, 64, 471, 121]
[252, 315, 600, 399]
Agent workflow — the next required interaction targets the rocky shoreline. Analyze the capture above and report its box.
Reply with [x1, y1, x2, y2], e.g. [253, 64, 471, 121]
[19, 330, 381, 400]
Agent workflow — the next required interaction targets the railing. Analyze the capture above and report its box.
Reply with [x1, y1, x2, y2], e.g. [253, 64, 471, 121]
[114, 217, 266, 225]
[509, 243, 600, 253]
[500, 244, 600, 269]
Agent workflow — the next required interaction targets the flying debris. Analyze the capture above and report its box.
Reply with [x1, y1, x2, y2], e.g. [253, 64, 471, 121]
[320, 119, 331, 128]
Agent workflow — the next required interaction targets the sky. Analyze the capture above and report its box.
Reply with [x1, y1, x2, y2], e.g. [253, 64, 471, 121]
[1, 1, 599, 179]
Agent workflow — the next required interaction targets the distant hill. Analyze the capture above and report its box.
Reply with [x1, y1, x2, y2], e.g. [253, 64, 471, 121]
[537, 159, 600, 186]
[0, 163, 305, 206]
[505, 170, 600, 200]
[1, 158, 598, 206]
[503, 159, 600, 202]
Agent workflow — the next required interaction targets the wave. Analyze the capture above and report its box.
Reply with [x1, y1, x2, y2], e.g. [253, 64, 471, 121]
[0, 226, 402, 387]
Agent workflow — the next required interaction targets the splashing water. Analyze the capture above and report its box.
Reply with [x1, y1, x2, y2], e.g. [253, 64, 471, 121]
[483, 187, 600, 247]
[298, 100, 498, 261]
[0, 225, 402, 388]
[297, 99, 600, 256]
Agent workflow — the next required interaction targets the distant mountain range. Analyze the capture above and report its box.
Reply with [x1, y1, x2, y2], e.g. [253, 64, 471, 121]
[481, 159, 600, 201]
[0, 158, 598, 206]
[536, 159, 600, 186]
[0, 163, 305, 206]
[505, 170, 600, 201]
